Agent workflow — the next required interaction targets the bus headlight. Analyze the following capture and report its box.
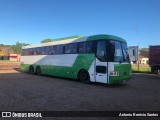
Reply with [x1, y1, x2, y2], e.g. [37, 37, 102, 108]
[109, 71, 119, 76]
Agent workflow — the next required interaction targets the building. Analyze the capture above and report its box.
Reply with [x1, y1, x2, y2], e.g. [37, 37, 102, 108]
[9, 54, 20, 62]
[0, 46, 20, 61]
[139, 49, 149, 64]
[139, 57, 149, 64]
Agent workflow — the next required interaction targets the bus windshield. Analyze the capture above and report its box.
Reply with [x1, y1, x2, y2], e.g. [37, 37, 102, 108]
[108, 40, 130, 63]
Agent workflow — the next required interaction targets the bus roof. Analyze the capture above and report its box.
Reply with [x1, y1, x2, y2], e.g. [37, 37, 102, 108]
[87, 34, 126, 43]
[22, 34, 126, 49]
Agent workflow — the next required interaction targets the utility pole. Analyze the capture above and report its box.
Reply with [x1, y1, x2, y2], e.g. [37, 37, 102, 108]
[135, 27, 140, 71]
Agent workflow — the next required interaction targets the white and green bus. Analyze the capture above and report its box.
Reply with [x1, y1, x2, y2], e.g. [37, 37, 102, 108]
[20, 34, 132, 85]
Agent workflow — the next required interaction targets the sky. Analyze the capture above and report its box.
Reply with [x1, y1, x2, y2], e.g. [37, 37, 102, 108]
[0, 0, 160, 48]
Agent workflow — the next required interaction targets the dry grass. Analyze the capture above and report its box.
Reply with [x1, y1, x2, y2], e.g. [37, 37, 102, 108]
[132, 64, 151, 72]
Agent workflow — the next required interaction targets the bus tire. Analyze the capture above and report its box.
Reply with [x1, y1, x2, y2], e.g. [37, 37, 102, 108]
[78, 70, 90, 83]
[29, 66, 34, 74]
[36, 66, 41, 75]
[158, 70, 160, 75]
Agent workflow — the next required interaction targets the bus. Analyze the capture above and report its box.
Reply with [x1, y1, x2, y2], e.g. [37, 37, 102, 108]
[20, 34, 132, 84]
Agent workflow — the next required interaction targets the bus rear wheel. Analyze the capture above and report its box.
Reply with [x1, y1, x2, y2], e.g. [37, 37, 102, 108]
[29, 66, 34, 74]
[36, 66, 41, 75]
[78, 70, 90, 83]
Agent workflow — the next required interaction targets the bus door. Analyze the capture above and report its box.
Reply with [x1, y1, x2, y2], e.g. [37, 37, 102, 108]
[95, 41, 108, 83]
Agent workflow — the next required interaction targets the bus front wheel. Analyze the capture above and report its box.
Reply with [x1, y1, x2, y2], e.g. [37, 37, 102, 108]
[78, 70, 90, 83]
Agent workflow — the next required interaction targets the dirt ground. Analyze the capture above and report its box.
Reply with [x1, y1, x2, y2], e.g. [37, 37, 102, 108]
[0, 61, 160, 120]
[0, 61, 20, 73]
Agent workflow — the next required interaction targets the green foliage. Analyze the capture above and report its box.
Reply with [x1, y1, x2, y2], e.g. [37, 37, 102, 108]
[41, 39, 53, 43]
[141, 48, 149, 51]
[11, 42, 29, 54]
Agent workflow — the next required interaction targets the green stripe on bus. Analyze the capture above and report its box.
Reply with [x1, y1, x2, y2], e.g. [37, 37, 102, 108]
[20, 64, 30, 72]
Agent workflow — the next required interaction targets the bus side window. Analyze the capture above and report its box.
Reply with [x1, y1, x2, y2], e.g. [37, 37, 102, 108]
[57, 45, 64, 54]
[32, 48, 36, 55]
[35, 48, 38, 55]
[70, 43, 77, 54]
[52, 46, 57, 54]
[65, 44, 71, 54]
[25, 49, 28, 55]
[43, 47, 48, 55]
[39, 47, 43, 55]
[47, 46, 52, 55]
[85, 42, 93, 53]
[37, 47, 41, 55]
[78, 42, 85, 53]
[28, 48, 32, 55]
[30, 48, 33, 55]
[28, 49, 30, 55]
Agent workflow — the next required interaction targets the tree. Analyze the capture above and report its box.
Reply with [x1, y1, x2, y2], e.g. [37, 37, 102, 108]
[41, 39, 53, 43]
[0, 45, 13, 55]
[11, 42, 29, 54]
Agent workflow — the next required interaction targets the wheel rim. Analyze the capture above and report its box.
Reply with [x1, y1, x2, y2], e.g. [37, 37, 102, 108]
[79, 71, 90, 82]
[81, 72, 88, 80]
[158, 70, 160, 75]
